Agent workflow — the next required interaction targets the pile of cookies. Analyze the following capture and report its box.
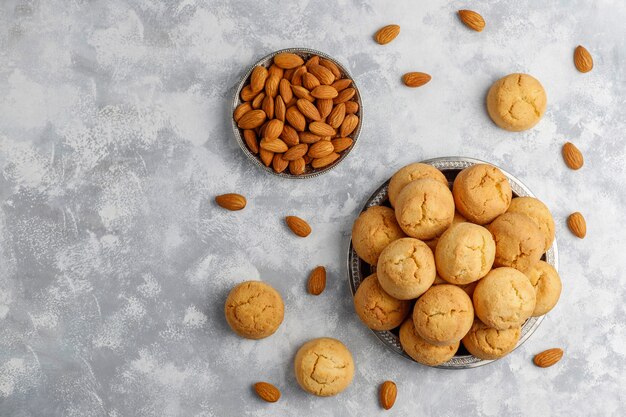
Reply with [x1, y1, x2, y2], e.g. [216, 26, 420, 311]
[352, 162, 562, 366]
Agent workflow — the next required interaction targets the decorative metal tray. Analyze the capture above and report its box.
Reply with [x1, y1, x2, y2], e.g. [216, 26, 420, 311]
[347, 156, 558, 369]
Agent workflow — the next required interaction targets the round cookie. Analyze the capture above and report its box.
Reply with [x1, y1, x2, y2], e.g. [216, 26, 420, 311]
[425, 211, 467, 253]
[507, 197, 555, 251]
[395, 179, 455, 240]
[388, 163, 448, 208]
[486, 73, 547, 132]
[435, 222, 496, 285]
[294, 338, 355, 397]
[224, 281, 284, 339]
[399, 319, 459, 366]
[352, 205, 406, 265]
[462, 319, 521, 360]
[487, 212, 544, 272]
[353, 273, 411, 330]
[412, 285, 474, 345]
[377, 238, 437, 300]
[524, 260, 562, 316]
[473, 267, 536, 330]
[453, 164, 512, 225]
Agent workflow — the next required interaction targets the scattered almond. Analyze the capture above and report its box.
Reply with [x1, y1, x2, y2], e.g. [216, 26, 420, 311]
[215, 193, 247, 211]
[286, 216, 311, 237]
[574, 45, 593, 73]
[533, 348, 564, 368]
[567, 212, 586, 238]
[458, 10, 485, 32]
[562, 142, 584, 170]
[379, 381, 397, 410]
[403, 72, 432, 88]
[308, 266, 327, 295]
[374, 24, 400, 45]
[254, 382, 281, 403]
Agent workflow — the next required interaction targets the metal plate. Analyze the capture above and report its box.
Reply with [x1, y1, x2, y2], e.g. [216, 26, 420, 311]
[231, 47, 363, 179]
[347, 156, 559, 369]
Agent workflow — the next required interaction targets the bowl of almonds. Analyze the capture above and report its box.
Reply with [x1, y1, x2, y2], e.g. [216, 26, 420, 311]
[232, 48, 362, 178]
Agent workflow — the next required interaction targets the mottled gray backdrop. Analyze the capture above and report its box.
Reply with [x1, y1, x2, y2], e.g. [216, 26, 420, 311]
[1, 0, 625, 416]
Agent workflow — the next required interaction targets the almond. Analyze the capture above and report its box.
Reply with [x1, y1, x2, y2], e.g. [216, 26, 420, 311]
[379, 381, 397, 410]
[252, 92, 265, 109]
[319, 58, 342, 79]
[309, 121, 336, 137]
[250, 65, 269, 93]
[344, 101, 359, 114]
[533, 348, 564, 368]
[240, 85, 258, 102]
[289, 158, 306, 175]
[574, 45, 593, 73]
[458, 10, 485, 32]
[403, 72, 432, 87]
[268, 64, 283, 78]
[273, 52, 304, 69]
[331, 78, 352, 92]
[262, 95, 274, 119]
[302, 73, 321, 90]
[562, 142, 584, 170]
[265, 75, 280, 98]
[311, 152, 340, 169]
[260, 137, 288, 153]
[316, 99, 333, 118]
[333, 87, 355, 104]
[340, 114, 359, 137]
[305, 55, 320, 68]
[291, 85, 314, 102]
[308, 141, 335, 158]
[283, 68, 295, 80]
[308, 64, 335, 85]
[215, 193, 247, 211]
[279, 78, 293, 103]
[286, 107, 306, 131]
[254, 381, 281, 403]
[299, 131, 322, 144]
[264, 119, 284, 139]
[234, 102, 253, 122]
[275, 96, 286, 122]
[307, 266, 326, 295]
[283, 143, 308, 161]
[311, 85, 339, 99]
[280, 124, 300, 146]
[374, 24, 400, 45]
[286, 216, 311, 237]
[259, 148, 273, 166]
[327, 103, 346, 129]
[237, 110, 266, 129]
[331, 137, 353, 153]
[567, 212, 586, 238]
[291, 66, 307, 87]
[303, 154, 313, 164]
[272, 154, 288, 173]
[243, 129, 259, 154]
[285, 97, 298, 108]
[297, 99, 322, 121]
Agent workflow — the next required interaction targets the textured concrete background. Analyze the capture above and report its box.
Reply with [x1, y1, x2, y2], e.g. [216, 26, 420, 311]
[1, 0, 625, 416]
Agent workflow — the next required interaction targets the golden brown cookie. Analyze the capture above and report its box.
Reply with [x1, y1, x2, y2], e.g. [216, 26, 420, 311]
[507, 197, 555, 251]
[395, 179, 455, 240]
[412, 285, 474, 345]
[388, 163, 448, 207]
[294, 337, 355, 397]
[399, 319, 459, 366]
[486, 73, 547, 132]
[435, 222, 496, 284]
[473, 267, 536, 330]
[462, 319, 521, 360]
[453, 164, 512, 225]
[487, 212, 544, 272]
[425, 211, 467, 253]
[224, 281, 284, 339]
[353, 273, 411, 330]
[377, 238, 437, 300]
[524, 261, 562, 316]
[352, 205, 406, 265]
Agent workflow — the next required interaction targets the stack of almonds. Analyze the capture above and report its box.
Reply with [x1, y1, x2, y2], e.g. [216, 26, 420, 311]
[233, 52, 360, 175]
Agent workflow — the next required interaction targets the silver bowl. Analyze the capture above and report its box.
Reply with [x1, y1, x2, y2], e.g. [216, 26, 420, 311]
[231, 47, 363, 179]
[347, 156, 558, 369]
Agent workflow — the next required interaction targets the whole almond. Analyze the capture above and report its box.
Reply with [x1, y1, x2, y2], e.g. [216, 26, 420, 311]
[311, 85, 339, 99]
[307, 266, 326, 295]
[260, 138, 288, 153]
[289, 158, 306, 175]
[268, 64, 283, 78]
[291, 85, 314, 102]
[574, 45, 593, 73]
[340, 114, 359, 137]
[333, 87, 356, 104]
[311, 152, 340, 169]
[279, 78, 293, 103]
[297, 99, 322, 121]
[374, 24, 400, 45]
[308, 64, 335, 85]
[299, 131, 322, 144]
[533, 348, 564, 368]
[275, 96, 286, 122]
[331, 137, 353, 153]
[254, 382, 281, 403]
[250, 65, 269, 92]
[331, 78, 352, 92]
[265, 75, 280, 98]
[286, 107, 306, 131]
[344, 101, 359, 114]
[273, 52, 304, 69]
[309, 121, 336, 137]
[272, 154, 289, 173]
[259, 148, 273, 166]
[327, 103, 346, 129]
[319, 58, 342, 79]
[562, 142, 584, 170]
[215, 193, 246, 211]
[237, 110, 266, 129]
[302, 73, 321, 90]
[291, 66, 307, 86]
[379, 381, 397, 410]
[283, 143, 309, 161]
[252, 92, 266, 109]
[280, 124, 300, 146]
[262, 95, 274, 119]
[458, 10, 485, 32]
[234, 102, 253, 122]
[264, 119, 284, 139]
[567, 212, 586, 238]
[305, 55, 320, 68]
[240, 85, 258, 102]
[403, 72, 432, 87]
[308, 141, 335, 158]
[286, 216, 311, 237]
[243, 129, 259, 154]
[316, 99, 334, 118]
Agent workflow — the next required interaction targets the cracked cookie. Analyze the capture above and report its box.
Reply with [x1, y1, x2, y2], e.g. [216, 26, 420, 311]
[377, 238, 437, 300]
[486, 73, 547, 132]
[395, 178, 455, 240]
[462, 319, 521, 360]
[224, 281, 284, 339]
[524, 260, 562, 316]
[425, 211, 467, 253]
[487, 212, 544, 272]
[294, 337, 355, 397]
[353, 273, 411, 330]
[388, 163, 448, 208]
[473, 267, 536, 330]
[352, 205, 406, 265]
[507, 197, 555, 252]
[435, 222, 496, 285]
[399, 318, 459, 366]
[412, 284, 474, 345]
[453, 164, 512, 225]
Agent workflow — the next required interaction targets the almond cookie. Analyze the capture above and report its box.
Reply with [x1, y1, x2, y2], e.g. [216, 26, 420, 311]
[388, 163, 448, 207]
[453, 164, 512, 225]
[377, 238, 437, 300]
[353, 273, 411, 330]
[224, 281, 284, 339]
[507, 197, 555, 251]
[294, 337, 355, 397]
[524, 260, 562, 316]
[399, 319, 459, 366]
[487, 212, 544, 272]
[486, 73, 547, 132]
[412, 284, 474, 345]
[462, 319, 521, 360]
[352, 206, 406, 265]
[395, 179, 455, 240]
[425, 211, 467, 253]
[473, 267, 536, 330]
[435, 222, 496, 285]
